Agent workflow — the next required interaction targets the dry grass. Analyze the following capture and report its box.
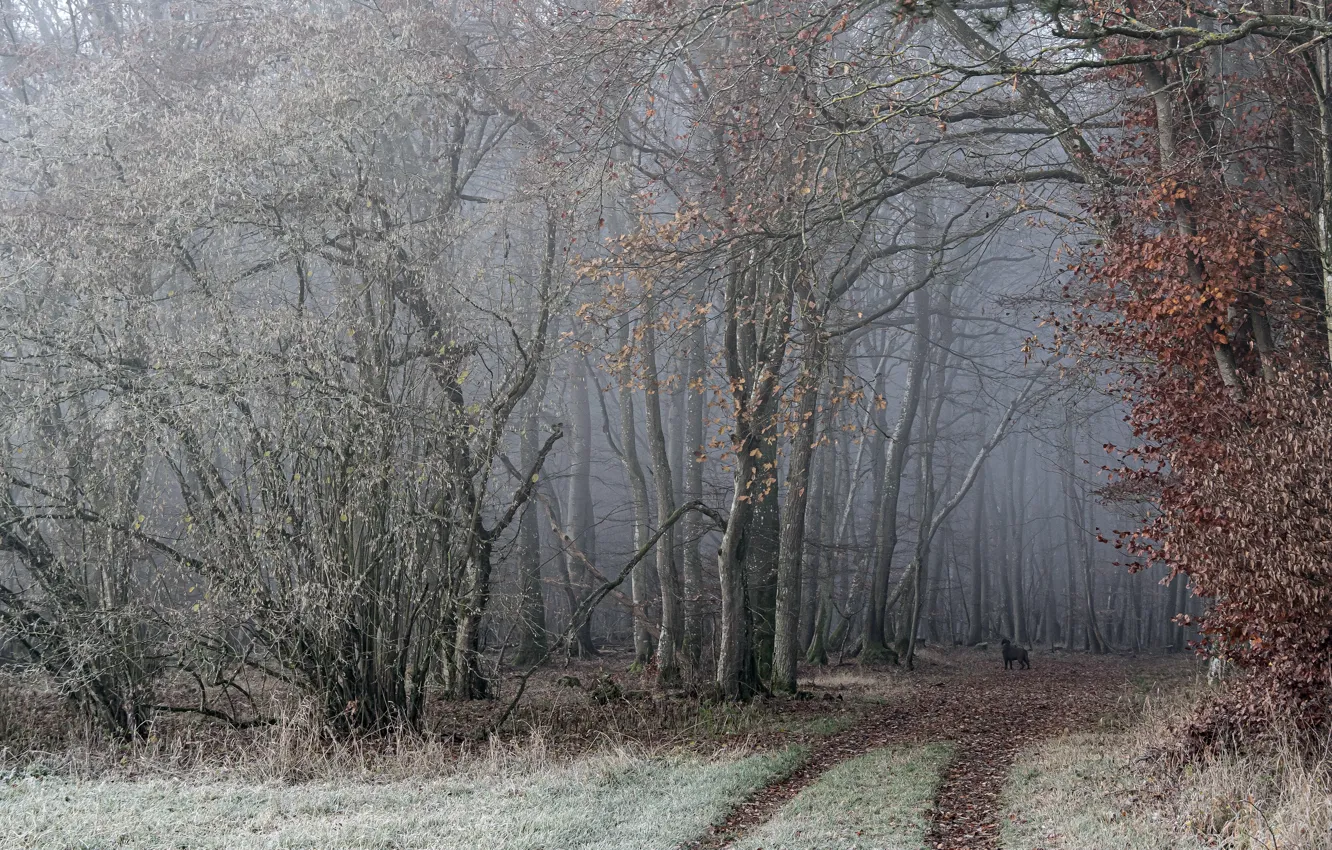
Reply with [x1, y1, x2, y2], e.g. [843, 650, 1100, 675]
[0, 690, 792, 785]
[797, 663, 914, 704]
[1000, 728, 1182, 850]
[1, 655, 835, 849]
[1000, 671, 1332, 850]
[1168, 729, 1332, 848]
[0, 652, 835, 782]
[0, 670, 84, 759]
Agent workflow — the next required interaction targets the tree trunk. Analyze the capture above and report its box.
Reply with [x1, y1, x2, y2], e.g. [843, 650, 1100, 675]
[966, 465, 986, 645]
[641, 296, 683, 686]
[800, 450, 827, 656]
[1140, 62, 1245, 393]
[449, 540, 495, 700]
[1172, 570, 1189, 651]
[1064, 478, 1079, 651]
[618, 322, 655, 669]
[1008, 440, 1027, 644]
[847, 349, 889, 655]
[1316, 31, 1332, 364]
[1078, 452, 1108, 654]
[806, 439, 839, 664]
[564, 353, 598, 657]
[514, 362, 552, 666]
[1044, 545, 1061, 650]
[904, 452, 936, 670]
[996, 484, 1014, 640]
[715, 249, 794, 700]
[716, 444, 759, 699]
[904, 303, 952, 669]
[1060, 417, 1106, 653]
[681, 309, 707, 672]
[802, 351, 843, 653]
[864, 289, 930, 663]
[925, 537, 944, 643]
[771, 319, 827, 693]
[747, 391, 781, 683]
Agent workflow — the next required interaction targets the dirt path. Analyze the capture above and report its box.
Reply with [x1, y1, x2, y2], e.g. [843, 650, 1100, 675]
[918, 658, 1128, 850]
[685, 651, 1147, 850]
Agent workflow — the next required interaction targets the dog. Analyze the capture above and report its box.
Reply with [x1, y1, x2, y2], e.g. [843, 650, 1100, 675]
[1001, 638, 1030, 670]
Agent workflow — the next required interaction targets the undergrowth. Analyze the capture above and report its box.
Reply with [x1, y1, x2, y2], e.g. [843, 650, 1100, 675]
[0, 657, 848, 782]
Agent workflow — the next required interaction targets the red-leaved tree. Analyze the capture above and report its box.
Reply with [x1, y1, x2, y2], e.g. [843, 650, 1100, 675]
[1058, 6, 1332, 736]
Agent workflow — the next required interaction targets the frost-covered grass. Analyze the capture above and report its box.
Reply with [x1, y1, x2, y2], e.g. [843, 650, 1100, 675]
[732, 743, 952, 850]
[999, 729, 1182, 850]
[0, 747, 802, 850]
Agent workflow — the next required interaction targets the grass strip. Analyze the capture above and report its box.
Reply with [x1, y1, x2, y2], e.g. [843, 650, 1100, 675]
[730, 743, 952, 850]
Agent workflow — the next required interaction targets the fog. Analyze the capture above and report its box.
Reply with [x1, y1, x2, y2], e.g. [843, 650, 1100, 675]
[0, 1, 1201, 736]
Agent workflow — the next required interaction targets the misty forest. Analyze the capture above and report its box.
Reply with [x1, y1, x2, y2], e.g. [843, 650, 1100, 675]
[0, 2, 1330, 849]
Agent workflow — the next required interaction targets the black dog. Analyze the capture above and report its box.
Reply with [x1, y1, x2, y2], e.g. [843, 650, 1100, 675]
[1001, 639, 1030, 670]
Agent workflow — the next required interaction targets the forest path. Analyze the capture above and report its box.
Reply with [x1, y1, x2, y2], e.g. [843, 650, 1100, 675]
[685, 652, 1146, 850]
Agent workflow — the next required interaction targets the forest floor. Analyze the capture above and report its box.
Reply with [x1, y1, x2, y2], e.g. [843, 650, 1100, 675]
[2, 648, 1225, 849]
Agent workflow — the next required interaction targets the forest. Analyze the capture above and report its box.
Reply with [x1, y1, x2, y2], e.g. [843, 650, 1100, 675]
[0, 2, 1329, 849]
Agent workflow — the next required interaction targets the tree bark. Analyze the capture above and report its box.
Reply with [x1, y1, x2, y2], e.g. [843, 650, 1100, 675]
[802, 351, 843, 654]
[966, 464, 986, 645]
[564, 352, 598, 657]
[1008, 440, 1027, 644]
[996, 484, 1014, 640]
[1316, 28, 1332, 365]
[618, 321, 655, 669]
[681, 307, 707, 672]
[449, 540, 495, 700]
[1044, 544, 1061, 650]
[747, 392, 781, 683]
[514, 354, 552, 666]
[715, 250, 794, 700]
[805, 429, 839, 664]
[715, 441, 760, 698]
[641, 295, 683, 686]
[903, 304, 953, 668]
[864, 289, 931, 663]
[771, 316, 827, 693]
[1060, 417, 1105, 653]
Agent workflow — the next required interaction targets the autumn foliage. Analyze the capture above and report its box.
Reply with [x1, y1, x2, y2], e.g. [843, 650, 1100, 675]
[1063, 8, 1332, 737]
[1155, 378, 1332, 731]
